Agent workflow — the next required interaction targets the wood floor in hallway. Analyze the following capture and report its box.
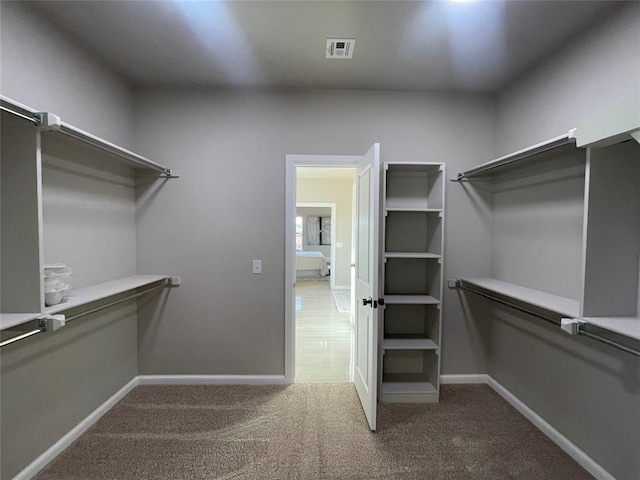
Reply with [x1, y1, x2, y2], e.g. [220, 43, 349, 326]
[295, 279, 353, 383]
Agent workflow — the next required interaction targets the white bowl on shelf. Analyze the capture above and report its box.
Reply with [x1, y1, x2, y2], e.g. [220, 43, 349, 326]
[45, 286, 71, 306]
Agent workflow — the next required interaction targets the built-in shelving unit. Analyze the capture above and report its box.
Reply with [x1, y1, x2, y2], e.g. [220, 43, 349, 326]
[380, 162, 444, 403]
[0, 96, 177, 347]
[453, 130, 640, 356]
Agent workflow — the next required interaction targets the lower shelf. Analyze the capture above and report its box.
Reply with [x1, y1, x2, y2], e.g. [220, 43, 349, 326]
[381, 378, 438, 403]
[0, 312, 42, 331]
[44, 275, 168, 315]
[575, 316, 640, 341]
[382, 338, 438, 350]
[459, 277, 580, 318]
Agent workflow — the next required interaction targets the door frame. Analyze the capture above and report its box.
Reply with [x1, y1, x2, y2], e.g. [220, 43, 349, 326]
[295, 202, 337, 289]
[285, 154, 361, 383]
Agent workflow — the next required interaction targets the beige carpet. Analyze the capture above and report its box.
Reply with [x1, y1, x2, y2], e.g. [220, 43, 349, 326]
[35, 384, 592, 479]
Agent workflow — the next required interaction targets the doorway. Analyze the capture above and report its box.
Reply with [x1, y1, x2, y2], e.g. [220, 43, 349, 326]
[295, 169, 355, 382]
[284, 155, 360, 383]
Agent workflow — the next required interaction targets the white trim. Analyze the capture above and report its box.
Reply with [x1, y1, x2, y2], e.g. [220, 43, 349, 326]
[285, 154, 361, 384]
[439, 374, 615, 480]
[440, 374, 490, 384]
[137, 375, 289, 385]
[12, 377, 139, 480]
[331, 285, 351, 290]
[296, 201, 337, 289]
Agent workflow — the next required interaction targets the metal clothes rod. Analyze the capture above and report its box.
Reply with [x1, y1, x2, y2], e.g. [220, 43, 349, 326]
[458, 283, 561, 327]
[454, 129, 577, 181]
[0, 105, 40, 124]
[55, 122, 173, 176]
[63, 282, 167, 323]
[578, 329, 640, 357]
[0, 283, 167, 348]
[457, 282, 640, 357]
[0, 319, 47, 348]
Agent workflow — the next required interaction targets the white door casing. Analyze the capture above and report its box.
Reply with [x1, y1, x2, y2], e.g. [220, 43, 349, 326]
[353, 143, 380, 431]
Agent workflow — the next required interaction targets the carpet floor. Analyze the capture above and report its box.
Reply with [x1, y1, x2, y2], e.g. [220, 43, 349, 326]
[35, 384, 592, 480]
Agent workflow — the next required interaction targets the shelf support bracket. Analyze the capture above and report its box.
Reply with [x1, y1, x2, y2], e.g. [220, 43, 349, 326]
[560, 318, 584, 336]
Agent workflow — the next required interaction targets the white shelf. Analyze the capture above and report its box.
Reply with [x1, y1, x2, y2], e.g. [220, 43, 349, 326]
[460, 277, 580, 318]
[0, 313, 42, 331]
[383, 338, 438, 350]
[385, 207, 442, 213]
[454, 129, 577, 180]
[384, 295, 440, 305]
[1, 95, 175, 176]
[384, 252, 441, 259]
[44, 275, 168, 315]
[577, 316, 640, 341]
[382, 380, 437, 395]
[384, 199, 434, 210]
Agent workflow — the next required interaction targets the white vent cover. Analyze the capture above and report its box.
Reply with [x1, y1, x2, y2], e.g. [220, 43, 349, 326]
[326, 38, 355, 59]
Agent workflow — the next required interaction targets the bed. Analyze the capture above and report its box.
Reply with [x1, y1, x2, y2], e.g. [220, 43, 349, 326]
[296, 251, 330, 278]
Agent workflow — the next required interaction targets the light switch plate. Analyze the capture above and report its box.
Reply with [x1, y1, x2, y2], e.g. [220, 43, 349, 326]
[252, 260, 262, 274]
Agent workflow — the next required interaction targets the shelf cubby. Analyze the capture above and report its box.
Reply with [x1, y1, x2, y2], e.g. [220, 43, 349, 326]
[384, 163, 443, 210]
[384, 210, 442, 255]
[384, 303, 440, 345]
[384, 257, 442, 299]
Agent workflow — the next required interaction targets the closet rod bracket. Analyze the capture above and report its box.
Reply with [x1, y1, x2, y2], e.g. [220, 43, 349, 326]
[560, 318, 584, 336]
[162, 169, 180, 178]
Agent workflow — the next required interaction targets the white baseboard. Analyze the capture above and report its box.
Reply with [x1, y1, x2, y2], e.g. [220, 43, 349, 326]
[137, 374, 290, 385]
[13, 377, 139, 480]
[440, 374, 614, 480]
[485, 377, 615, 480]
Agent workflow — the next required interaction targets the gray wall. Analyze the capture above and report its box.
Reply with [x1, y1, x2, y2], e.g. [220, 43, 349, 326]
[134, 88, 495, 375]
[0, 2, 134, 149]
[0, 3, 139, 478]
[488, 4, 640, 479]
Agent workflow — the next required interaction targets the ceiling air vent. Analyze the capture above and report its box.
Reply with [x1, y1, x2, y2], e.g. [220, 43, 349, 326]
[326, 38, 355, 59]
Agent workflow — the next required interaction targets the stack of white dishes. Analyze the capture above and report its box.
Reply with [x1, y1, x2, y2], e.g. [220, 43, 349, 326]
[44, 264, 72, 306]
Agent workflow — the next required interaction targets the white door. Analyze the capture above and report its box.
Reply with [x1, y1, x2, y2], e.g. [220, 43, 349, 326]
[353, 143, 380, 431]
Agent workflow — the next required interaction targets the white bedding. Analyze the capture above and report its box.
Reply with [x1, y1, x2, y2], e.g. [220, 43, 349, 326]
[296, 251, 329, 277]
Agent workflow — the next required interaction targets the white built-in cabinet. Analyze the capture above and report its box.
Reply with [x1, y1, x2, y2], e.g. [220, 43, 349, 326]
[0, 97, 175, 344]
[380, 163, 445, 403]
[453, 131, 640, 348]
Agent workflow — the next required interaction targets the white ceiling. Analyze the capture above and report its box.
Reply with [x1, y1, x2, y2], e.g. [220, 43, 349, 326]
[27, 0, 620, 92]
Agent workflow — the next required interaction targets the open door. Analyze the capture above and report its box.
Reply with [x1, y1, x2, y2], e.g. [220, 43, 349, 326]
[353, 143, 380, 431]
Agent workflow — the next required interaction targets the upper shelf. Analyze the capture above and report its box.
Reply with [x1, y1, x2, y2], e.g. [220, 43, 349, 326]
[453, 129, 578, 181]
[0, 95, 177, 177]
[459, 277, 580, 318]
